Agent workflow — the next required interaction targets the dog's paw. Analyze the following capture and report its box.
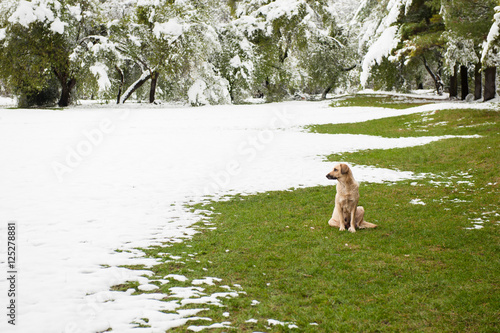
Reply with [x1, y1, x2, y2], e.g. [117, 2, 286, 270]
[339, 226, 346, 231]
[348, 227, 356, 233]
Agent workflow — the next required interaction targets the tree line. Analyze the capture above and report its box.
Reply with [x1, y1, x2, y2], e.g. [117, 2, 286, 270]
[0, 0, 498, 107]
[359, 0, 499, 102]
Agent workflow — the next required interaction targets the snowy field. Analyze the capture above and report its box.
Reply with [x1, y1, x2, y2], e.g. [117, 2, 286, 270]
[0, 100, 492, 332]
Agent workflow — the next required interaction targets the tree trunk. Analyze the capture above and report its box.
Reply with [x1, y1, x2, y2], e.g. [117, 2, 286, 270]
[54, 68, 77, 107]
[58, 78, 76, 107]
[449, 64, 458, 99]
[460, 65, 469, 100]
[149, 71, 159, 103]
[115, 66, 124, 104]
[484, 66, 497, 101]
[322, 85, 332, 100]
[422, 56, 443, 95]
[474, 64, 482, 100]
[120, 71, 152, 103]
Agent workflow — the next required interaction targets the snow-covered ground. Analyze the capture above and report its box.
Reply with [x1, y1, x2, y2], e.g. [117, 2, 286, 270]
[0, 100, 493, 332]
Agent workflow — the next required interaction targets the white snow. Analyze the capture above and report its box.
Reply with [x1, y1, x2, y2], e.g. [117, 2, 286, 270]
[68, 4, 82, 22]
[8, 0, 56, 27]
[192, 277, 222, 286]
[50, 16, 67, 34]
[466, 218, 485, 230]
[138, 284, 160, 291]
[0, 100, 489, 332]
[409, 199, 426, 206]
[481, 6, 500, 67]
[267, 318, 297, 328]
[230, 55, 242, 68]
[187, 321, 232, 332]
[90, 62, 112, 91]
[153, 18, 185, 44]
[188, 79, 209, 106]
[166, 274, 189, 282]
[256, 0, 304, 22]
[0, 96, 16, 106]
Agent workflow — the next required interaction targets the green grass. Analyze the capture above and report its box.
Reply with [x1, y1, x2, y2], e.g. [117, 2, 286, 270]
[113, 98, 500, 332]
[309, 108, 499, 138]
[330, 94, 434, 109]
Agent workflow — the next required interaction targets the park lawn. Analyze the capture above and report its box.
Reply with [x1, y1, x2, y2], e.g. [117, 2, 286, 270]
[329, 93, 435, 109]
[120, 100, 499, 332]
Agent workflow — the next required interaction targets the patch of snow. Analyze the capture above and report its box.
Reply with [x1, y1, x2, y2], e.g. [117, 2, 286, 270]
[192, 277, 222, 286]
[268, 319, 286, 326]
[169, 286, 205, 299]
[180, 291, 239, 307]
[268, 319, 298, 328]
[410, 199, 426, 205]
[138, 284, 160, 291]
[50, 17, 67, 34]
[8, 0, 53, 27]
[153, 18, 185, 44]
[188, 322, 232, 332]
[166, 274, 189, 282]
[466, 218, 485, 230]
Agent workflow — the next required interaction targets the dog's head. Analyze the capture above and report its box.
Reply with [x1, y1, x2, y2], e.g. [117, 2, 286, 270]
[326, 163, 350, 180]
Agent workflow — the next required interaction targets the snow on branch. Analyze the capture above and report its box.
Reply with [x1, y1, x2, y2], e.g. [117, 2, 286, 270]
[153, 18, 186, 44]
[360, 25, 400, 86]
[90, 62, 111, 92]
[481, 6, 500, 67]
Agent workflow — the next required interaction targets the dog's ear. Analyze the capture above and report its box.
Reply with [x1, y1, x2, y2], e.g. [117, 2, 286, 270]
[340, 163, 350, 175]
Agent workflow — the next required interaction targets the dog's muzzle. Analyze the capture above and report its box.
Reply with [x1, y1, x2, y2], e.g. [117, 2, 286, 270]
[326, 174, 337, 180]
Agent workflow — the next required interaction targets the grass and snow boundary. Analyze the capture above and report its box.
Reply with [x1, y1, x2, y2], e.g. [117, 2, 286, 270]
[0, 94, 498, 332]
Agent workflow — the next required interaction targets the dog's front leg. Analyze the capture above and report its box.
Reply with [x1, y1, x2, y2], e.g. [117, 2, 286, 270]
[348, 209, 356, 233]
[338, 210, 346, 231]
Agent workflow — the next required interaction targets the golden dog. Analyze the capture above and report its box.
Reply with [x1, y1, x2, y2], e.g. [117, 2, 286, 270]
[326, 163, 377, 232]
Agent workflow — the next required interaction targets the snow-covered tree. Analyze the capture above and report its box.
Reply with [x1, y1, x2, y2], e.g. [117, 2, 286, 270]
[0, 0, 104, 106]
[212, 22, 255, 103]
[100, 0, 230, 104]
[227, 0, 357, 101]
[300, 5, 358, 98]
[355, 0, 498, 98]
[481, 6, 500, 100]
[353, 0, 412, 89]
[231, 0, 316, 100]
[442, 0, 497, 100]
[443, 34, 478, 99]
